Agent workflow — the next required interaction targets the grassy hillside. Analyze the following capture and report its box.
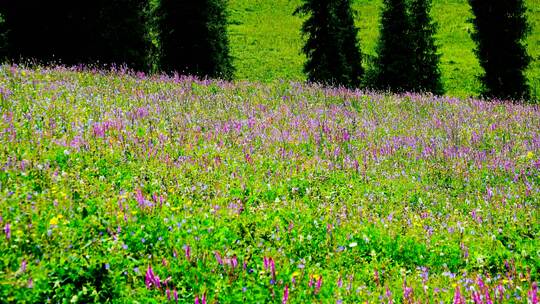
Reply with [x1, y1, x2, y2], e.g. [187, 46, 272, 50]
[229, 0, 540, 98]
[1, 66, 539, 302]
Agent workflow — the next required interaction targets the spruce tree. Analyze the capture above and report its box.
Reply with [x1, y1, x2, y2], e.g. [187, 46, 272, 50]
[0, 0, 150, 70]
[468, 0, 530, 100]
[158, 0, 234, 79]
[295, 0, 363, 88]
[408, 0, 443, 94]
[0, 12, 7, 61]
[373, 0, 415, 92]
[92, 0, 151, 71]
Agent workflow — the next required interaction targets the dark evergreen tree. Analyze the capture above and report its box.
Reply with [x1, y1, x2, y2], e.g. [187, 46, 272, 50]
[91, 0, 152, 71]
[408, 0, 443, 94]
[372, 0, 415, 92]
[468, 0, 530, 100]
[0, 0, 150, 70]
[0, 12, 7, 61]
[295, 0, 363, 88]
[157, 0, 234, 79]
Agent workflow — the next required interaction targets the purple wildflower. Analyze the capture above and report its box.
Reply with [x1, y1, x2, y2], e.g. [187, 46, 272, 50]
[4, 223, 10, 240]
[214, 251, 223, 265]
[529, 282, 538, 304]
[453, 286, 465, 304]
[282, 285, 289, 304]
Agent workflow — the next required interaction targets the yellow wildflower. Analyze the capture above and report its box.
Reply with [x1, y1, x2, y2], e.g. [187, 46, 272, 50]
[50, 217, 59, 226]
[291, 271, 301, 279]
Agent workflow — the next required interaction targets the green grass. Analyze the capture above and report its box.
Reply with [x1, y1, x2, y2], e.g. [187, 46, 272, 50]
[229, 0, 540, 98]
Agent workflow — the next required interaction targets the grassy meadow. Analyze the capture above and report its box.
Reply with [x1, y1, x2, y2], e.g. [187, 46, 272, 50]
[0, 66, 539, 302]
[228, 0, 540, 98]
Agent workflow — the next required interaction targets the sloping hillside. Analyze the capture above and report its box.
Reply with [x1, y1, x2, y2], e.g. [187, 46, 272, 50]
[228, 0, 540, 97]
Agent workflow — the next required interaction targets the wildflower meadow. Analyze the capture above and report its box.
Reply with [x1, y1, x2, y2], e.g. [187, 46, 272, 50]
[0, 66, 539, 303]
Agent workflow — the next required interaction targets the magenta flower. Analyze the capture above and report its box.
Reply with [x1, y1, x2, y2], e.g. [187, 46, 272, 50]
[231, 255, 238, 269]
[472, 291, 482, 304]
[529, 282, 538, 304]
[282, 285, 289, 304]
[145, 265, 161, 289]
[184, 245, 191, 261]
[195, 293, 207, 304]
[453, 286, 465, 304]
[214, 251, 223, 265]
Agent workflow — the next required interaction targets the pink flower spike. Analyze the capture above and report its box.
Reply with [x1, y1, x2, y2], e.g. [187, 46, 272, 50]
[282, 285, 289, 304]
[453, 286, 465, 304]
[270, 258, 276, 278]
[263, 257, 269, 270]
[184, 245, 191, 261]
[529, 282, 538, 304]
[214, 251, 223, 265]
[231, 255, 238, 269]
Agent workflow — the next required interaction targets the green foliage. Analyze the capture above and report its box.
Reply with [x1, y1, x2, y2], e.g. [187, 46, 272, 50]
[157, 0, 234, 79]
[295, 0, 363, 87]
[468, 0, 531, 100]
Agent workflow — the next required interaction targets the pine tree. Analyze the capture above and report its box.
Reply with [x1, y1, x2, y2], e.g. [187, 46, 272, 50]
[372, 0, 415, 92]
[295, 0, 363, 88]
[158, 0, 234, 79]
[408, 0, 443, 94]
[92, 0, 152, 71]
[0, 12, 7, 61]
[0, 0, 150, 70]
[468, 0, 530, 100]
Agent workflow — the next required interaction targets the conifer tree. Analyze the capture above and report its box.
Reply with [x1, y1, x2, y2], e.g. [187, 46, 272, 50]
[0, 12, 7, 61]
[468, 0, 530, 100]
[373, 0, 414, 92]
[408, 0, 443, 94]
[295, 0, 363, 88]
[158, 0, 234, 79]
[0, 0, 150, 70]
[92, 0, 151, 71]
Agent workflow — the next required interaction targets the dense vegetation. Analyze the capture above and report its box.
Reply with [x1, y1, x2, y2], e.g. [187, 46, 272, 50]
[0, 66, 538, 302]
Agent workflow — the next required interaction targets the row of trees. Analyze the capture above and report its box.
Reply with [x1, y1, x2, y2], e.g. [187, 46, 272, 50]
[0, 0, 233, 79]
[0, 0, 532, 100]
[299, 0, 531, 100]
